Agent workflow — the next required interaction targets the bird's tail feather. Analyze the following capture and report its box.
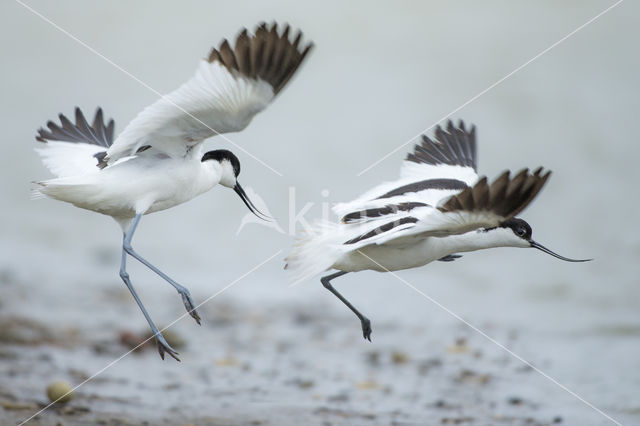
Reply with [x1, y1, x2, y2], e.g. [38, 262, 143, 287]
[285, 220, 345, 285]
[30, 177, 100, 209]
[30, 182, 46, 200]
[35, 141, 104, 178]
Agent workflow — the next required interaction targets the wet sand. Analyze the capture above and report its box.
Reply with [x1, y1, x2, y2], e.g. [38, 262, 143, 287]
[1, 261, 636, 425]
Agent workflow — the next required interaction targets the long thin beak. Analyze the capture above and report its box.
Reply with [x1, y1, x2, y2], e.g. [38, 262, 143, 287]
[233, 183, 270, 221]
[530, 240, 592, 262]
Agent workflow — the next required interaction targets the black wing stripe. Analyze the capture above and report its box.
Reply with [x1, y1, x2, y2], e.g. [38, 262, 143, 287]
[36, 107, 115, 148]
[208, 22, 313, 96]
[406, 119, 477, 171]
[344, 217, 418, 245]
[341, 202, 428, 223]
[438, 254, 463, 262]
[376, 178, 468, 199]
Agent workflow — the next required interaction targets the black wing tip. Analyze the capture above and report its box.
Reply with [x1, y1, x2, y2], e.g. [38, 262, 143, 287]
[34, 107, 115, 147]
[35, 129, 47, 143]
[207, 22, 312, 95]
[376, 178, 468, 200]
[406, 119, 477, 171]
[439, 167, 552, 219]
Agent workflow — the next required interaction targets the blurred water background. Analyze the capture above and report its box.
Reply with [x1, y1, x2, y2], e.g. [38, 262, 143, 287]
[1, 1, 638, 424]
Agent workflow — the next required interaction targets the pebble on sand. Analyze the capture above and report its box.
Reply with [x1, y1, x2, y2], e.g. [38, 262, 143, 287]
[391, 351, 409, 364]
[46, 380, 74, 403]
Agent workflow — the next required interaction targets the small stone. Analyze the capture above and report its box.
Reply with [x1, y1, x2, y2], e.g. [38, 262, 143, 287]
[46, 381, 74, 403]
[1, 401, 38, 410]
[365, 351, 380, 366]
[446, 338, 470, 354]
[298, 380, 315, 389]
[215, 357, 238, 367]
[508, 396, 524, 405]
[417, 358, 442, 375]
[119, 330, 148, 351]
[355, 380, 380, 390]
[327, 393, 350, 402]
[455, 369, 490, 385]
[391, 351, 409, 364]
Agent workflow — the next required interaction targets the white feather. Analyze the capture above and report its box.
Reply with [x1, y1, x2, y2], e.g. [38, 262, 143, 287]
[333, 160, 479, 218]
[285, 220, 353, 284]
[105, 61, 274, 164]
[35, 141, 104, 178]
[400, 161, 478, 185]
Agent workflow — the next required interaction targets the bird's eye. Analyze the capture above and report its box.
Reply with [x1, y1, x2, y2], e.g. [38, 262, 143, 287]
[516, 227, 526, 237]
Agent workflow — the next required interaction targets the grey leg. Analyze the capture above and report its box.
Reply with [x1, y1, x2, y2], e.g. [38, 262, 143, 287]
[320, 271, 372, 341]
[119, 245, 179, 361]
[123, 214, 201, 324]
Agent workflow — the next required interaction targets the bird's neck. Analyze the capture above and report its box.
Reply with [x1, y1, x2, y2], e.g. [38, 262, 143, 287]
[198, 161, 223, 191]
[439, 227, 521, 254]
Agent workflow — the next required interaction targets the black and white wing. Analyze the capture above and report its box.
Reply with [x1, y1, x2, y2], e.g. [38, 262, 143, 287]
[35, 107, 115, 177]
[333, 120, 479, 219]
[429, 167, 552, 235]
[401, 119, 478, 182]
[102, 23, 312, 166]
[339, 168, 551, 250]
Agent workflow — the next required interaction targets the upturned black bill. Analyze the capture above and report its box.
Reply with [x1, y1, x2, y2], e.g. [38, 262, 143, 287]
[530, 240, 591, 262]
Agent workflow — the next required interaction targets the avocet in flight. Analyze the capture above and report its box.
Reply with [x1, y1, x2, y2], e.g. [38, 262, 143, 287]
[286, 120, 590, 341]
[33, 23, 312, 360]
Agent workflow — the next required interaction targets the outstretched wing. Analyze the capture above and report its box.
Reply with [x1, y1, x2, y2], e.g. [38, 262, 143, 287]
[432, 167, 551, 234]
[34, 107, 116, 177]
[333, 120, 479, 219]
[401, 119, 478, 183]
[102, 23, 313, 166]
[338, 168, 551, 250]
[36, 107, 114, 147]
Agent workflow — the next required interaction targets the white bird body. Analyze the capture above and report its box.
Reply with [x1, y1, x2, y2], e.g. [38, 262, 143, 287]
[33, 23, 313, 360]
[288, 201, 531, 277]
[36, 146, 222, 224]
[286, 120, 588, 341]
[333, 227, 528, 272]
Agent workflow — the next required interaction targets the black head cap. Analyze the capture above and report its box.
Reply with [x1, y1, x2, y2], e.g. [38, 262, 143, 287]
[502, 217, 592, 262]
[201, 149, 240, 177]
[502, 217, 532, 240]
